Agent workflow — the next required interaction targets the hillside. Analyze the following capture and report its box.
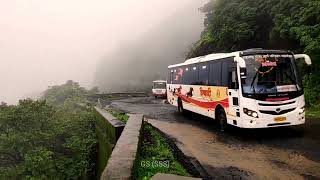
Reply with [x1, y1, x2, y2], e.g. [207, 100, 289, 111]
[187, 0, 320, 109]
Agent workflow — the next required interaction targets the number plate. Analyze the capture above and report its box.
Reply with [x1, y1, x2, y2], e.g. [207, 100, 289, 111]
[274, 117, 286, 122]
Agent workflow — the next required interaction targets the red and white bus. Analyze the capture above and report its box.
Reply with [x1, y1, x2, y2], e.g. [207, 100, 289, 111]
[167, 49, 312, 129]
[152, 80, 167, 98]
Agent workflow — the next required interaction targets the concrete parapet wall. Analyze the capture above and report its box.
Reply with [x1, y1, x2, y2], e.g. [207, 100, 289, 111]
[95, 107, 125, 140]
[101, 114, 144, 180]
[94, 107, 126, 178]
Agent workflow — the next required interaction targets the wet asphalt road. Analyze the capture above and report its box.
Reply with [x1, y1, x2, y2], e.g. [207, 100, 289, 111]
[109, 97, 320, 179]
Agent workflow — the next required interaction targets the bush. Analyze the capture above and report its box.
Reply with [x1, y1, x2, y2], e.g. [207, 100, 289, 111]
[0, 81, 98, 179]
[304, 73, 320, 108]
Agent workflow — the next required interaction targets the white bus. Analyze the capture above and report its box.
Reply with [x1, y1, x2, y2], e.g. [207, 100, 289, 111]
[152, 80, 167, 98]
[167, 49, 312, 129]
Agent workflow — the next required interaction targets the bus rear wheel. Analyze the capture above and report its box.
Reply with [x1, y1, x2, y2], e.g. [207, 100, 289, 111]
[217, 108, 227, 131]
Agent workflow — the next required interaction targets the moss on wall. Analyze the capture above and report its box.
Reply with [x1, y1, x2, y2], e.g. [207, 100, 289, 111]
[94, 109, 123, 179]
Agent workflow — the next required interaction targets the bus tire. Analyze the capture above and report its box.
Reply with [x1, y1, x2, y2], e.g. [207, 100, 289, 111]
[177, 98, 184, 114]
[155, 95, 157, 98]
[217, 108, 227, 131]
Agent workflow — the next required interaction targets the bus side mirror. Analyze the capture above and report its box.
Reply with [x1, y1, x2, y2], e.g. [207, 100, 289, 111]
[294, 54, 312, 75]
[294, 54, 312, 65]
[240, 68, 247, 79]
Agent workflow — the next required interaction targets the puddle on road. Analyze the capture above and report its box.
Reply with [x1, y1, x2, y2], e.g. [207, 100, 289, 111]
[202, 164, 255, 180]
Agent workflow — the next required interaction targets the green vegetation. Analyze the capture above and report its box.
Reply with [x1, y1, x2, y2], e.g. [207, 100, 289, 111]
[107, 109, 129, 123]
[306, 109, 320, 118]
[304, 75, 320, 117]
[134, 124, 190, 180]
[188, 0, 320, 114]
[42, 80, 99, 106]
[0, 81, 98, 179]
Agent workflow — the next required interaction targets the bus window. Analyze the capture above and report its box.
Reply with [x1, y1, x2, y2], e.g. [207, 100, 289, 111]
[229, 68, 238, 89]
[168, 69, 173, 84]
[173, 68, 183, 84]
[182, 66, 198, 85]
[209, 62, 222, 86]
[221, 61, 229, 86]
[221, 58, 234, 86]
[191, 66, 198, 85]
[199, 64, 209, 85]
[182, 66, 190, 84]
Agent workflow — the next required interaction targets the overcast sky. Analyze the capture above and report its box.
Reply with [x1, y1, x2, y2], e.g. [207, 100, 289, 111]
[0, 0, 206, 104]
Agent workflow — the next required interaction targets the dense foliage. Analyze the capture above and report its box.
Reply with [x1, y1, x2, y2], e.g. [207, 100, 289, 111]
[0, 81, 97, 179]
[188, 0, 320, 108]
[42, 80, 98, 106]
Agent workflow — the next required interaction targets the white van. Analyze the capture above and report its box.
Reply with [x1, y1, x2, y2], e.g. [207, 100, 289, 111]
[152, 80, 167, 98]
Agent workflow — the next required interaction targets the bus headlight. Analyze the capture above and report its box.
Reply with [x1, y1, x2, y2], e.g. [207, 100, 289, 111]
[252, 112, 258, 118]
[299, 106, 305, 114]
[243, 108, 259, 118]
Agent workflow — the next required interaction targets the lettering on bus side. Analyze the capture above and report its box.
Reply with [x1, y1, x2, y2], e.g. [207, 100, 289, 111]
[200, 87, 211, 97]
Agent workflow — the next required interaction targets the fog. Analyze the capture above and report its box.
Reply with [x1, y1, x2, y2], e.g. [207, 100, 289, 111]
[0, 0, 207, 104]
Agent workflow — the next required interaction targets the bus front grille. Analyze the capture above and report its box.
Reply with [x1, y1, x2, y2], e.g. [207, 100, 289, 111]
[258, 101, 295, 106]
[259, 108, 296, 115]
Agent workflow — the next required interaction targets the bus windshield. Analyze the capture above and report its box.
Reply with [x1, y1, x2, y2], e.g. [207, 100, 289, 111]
[242, 54, 301, 95]
[153, 82, 166, 89]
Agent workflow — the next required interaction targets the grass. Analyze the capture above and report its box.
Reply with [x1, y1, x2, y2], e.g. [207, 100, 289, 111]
[107, 109, 129, 123]
[306, 107, 320, 118]
[133, 124, 190, 180]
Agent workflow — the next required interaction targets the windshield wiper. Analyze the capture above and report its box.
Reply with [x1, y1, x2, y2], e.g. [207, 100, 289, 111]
[250, 70, 259, 94]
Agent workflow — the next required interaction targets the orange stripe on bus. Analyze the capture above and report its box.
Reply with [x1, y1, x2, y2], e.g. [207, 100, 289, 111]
[176, 93, 229, 109]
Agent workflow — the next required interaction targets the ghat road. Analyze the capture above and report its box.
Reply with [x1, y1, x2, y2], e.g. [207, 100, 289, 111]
[110, 97, 320, 179]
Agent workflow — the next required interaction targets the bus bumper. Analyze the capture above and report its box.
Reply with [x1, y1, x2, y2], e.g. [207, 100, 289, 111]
[152, 93, 167, 97]
[231, 112, 305, 129]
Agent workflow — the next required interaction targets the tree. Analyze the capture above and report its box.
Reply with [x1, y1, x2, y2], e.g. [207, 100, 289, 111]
[89, 86, 99, 94]
[42, 80, 90, 106]
[0, 83, 97, 179]
[187, 0, 320, 108]
[188, 0, 320, 58]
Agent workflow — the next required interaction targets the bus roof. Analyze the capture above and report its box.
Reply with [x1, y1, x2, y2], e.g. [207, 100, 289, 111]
[241, 49, 291, 56]
[168, 49, 292, 68]
[168, 52, 238, 68]
[153, 80, 166, 83]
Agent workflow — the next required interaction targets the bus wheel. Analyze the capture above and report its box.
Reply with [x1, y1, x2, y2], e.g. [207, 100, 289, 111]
[217, 109, 227, 131]
[177, 98, 184, 113]
[155, 95, 157, 98]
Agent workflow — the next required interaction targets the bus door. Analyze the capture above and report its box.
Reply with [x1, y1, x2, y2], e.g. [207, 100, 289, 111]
[227, 62, 240, 124]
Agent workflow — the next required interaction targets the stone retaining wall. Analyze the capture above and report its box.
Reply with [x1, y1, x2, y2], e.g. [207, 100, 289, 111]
[101, 114, 144, 180]
[94, 107, 126, 178]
